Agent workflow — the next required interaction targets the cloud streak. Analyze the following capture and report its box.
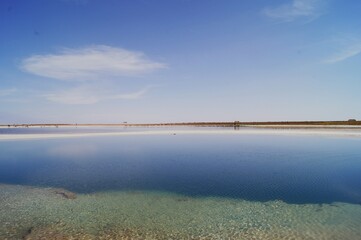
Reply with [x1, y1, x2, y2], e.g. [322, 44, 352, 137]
[0, 88, 17, 97]
[324, 44, 361, 64]
[262, 0, 323, 22]
[110, 88, 149, 100]
[44, 86, 149, 104]
[21, 45, 166, 81]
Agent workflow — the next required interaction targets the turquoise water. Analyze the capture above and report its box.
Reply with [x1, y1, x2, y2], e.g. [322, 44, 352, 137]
[0, 128, 361, 239]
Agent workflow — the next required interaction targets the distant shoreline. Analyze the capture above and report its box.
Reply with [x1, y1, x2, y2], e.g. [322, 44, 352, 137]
[1, 121, 361, 129]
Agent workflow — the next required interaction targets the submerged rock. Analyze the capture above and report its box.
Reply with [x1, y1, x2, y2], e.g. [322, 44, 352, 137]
[52, 188, 77, 200]
[22, 226, 86, 240]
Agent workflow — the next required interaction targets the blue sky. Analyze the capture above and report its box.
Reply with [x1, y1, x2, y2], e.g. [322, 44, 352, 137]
[0, 0, 360, 123]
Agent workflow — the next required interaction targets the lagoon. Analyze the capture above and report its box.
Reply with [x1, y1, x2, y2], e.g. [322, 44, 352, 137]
[1, 127, 361, 239]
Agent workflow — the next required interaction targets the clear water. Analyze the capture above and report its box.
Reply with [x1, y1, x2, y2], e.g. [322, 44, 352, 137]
[1, 128, 361, 239]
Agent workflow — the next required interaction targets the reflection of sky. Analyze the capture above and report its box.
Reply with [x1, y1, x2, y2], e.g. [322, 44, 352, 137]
[48, 144, 98, 159]
[0, 1, 361, 123]
[0, 133, 361, 204]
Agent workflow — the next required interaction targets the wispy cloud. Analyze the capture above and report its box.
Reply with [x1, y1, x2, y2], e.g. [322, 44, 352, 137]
[0, 88, 17, 97]
[21, 45, 166, 81]
[262, 0, 324, 22]
[324, 44, 361, 64]
[44, 86, 149, 104]
[110, 88, 149, 100]
[44, 87, 100, 104]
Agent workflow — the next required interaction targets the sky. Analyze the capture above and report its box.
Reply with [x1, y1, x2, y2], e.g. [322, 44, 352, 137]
[0, 0, 360, 124]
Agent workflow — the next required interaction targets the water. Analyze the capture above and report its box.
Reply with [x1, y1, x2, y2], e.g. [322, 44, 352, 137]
[1, 127, 361, 239]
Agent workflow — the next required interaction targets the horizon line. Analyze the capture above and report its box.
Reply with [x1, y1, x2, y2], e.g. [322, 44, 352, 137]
[1, 120, 360, 127]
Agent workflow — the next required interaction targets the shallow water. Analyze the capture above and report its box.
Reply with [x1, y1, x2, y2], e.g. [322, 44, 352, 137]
[1, 128, 361, 239]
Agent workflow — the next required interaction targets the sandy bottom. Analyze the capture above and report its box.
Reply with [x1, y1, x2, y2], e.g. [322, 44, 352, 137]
[1, 184, 360, 240]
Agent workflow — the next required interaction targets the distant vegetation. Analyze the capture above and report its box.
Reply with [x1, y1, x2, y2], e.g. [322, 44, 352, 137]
[1, 120, 361, 128]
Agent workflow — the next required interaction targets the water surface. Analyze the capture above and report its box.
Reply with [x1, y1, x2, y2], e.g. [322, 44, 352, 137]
[1, 127, 361, 239]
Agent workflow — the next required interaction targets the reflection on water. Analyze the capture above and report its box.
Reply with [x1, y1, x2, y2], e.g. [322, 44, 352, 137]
[1, 133, 360, 204]
[0, 129, 361, 239]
